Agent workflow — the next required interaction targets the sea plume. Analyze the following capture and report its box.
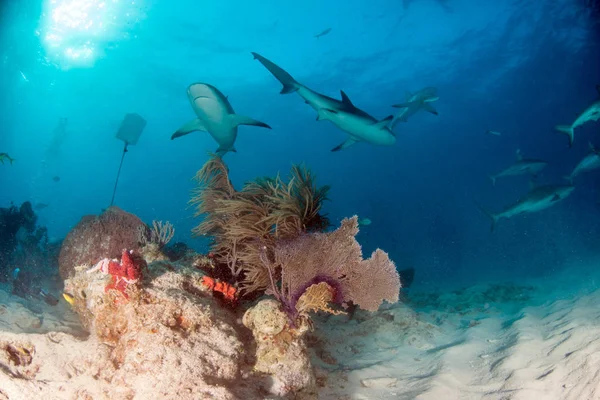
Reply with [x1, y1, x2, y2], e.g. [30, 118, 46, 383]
[190, 156, 330, 294]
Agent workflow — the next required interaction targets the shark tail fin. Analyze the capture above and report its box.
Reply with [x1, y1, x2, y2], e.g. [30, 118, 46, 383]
[251, 52, 299, 95]
[555, 125, 574, 148]
[488, 174, 496, 187]
[476, 203, 499, 232]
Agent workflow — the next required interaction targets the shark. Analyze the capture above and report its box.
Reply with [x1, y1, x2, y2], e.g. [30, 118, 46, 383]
[479, 183, 575, 232]
[390, 87, 439, 129]
[171, 83, 271, 156]
[565, 142, 600, 183]
[488, 149, 547, 187]
[555, 85, 600, 147]
[251, 52, 396, 151]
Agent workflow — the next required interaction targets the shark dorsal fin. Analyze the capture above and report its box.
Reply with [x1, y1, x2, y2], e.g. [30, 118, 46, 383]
[516, 149, 523, 161]
[340, 90, 356, 109]
[374, 115, 394, 129]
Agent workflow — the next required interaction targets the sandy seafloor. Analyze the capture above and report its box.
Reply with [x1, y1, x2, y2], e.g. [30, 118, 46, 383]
[1, 257, 600, 400]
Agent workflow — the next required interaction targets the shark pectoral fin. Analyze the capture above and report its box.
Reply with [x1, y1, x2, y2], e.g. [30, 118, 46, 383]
[340, 90, 357, 109]
[422, 103, 438, 115]
[331, 137, 358, 152]
[391, 102, 412, 109]
[374, 115, 394, 129]
[171, 118, 207, 140]
[230, 115, 272, 129]
[551, 194, 561, 202]
[316, 108, 337, 121]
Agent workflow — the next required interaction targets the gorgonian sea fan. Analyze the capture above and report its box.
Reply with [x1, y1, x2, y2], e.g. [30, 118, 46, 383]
[264, 216, 401, 320]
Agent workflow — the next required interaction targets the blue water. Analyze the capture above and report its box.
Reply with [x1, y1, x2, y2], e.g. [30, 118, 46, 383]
[1, 0, 599, 291]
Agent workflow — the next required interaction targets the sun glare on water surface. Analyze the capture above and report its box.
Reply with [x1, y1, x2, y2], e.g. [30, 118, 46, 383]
[39, 0, 143, 69]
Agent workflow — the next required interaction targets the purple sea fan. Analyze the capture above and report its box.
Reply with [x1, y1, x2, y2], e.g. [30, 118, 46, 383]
[263, 216, 401, 320]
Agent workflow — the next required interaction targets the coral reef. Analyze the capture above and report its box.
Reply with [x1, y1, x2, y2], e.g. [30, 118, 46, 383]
[58, 206, 146, 279]
[50, 256, 249, 399]
[138, 220, 176, 263]
[88, 249, 146, 300]
[0, 201, 38, 280]
[190, 156, 330, 294]
[243, 299, 316, 398]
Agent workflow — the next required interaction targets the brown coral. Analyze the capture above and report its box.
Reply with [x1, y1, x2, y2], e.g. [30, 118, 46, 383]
[58, 207, 146, 279]
[189, 156, 329, 295]
[295, 282, 346, 317]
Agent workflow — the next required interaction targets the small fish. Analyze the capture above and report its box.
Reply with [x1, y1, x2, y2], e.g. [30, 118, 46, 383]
[486, 130, 502, 136]
[12, 268, 20, 280]
[39, 289, 59, 306]
[314, 28, 332, 39]
[34, 203, 49, 210]
[62, 292, 75, 306]
[357, 217, 372, 226]
[52, 176, 60, 182]
[0, 153, 15, 165]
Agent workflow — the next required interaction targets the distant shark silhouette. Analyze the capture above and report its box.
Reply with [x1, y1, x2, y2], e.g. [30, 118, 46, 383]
[555, 85, 600, 148]
[478, 183, 574, 232]
[488, 149, 547, 187]
[251, 52, 396, 152]
[390, 87, 439, 129]
[171, 83, 271, 156]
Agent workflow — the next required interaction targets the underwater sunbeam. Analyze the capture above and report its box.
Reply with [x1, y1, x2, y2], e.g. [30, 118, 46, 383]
[39, 0, 142, 68]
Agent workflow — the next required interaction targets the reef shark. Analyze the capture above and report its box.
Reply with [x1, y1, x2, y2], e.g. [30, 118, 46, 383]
[251, 52, 396, 151]
[390, 87, 439, 129]
[565, 142, 600, 183]
[488, 149, 547, 187]
[479, 183, 575, 232]
[555, 85, 600, 147]
[171, 83, 271, 156]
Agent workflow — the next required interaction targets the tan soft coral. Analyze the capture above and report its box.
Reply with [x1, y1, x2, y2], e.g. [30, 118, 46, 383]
[189, 156, 330, 295]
